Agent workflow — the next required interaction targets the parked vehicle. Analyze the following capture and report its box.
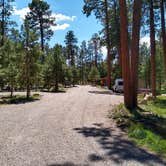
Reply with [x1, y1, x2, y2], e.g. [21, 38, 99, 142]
[113, 79, 123, 93]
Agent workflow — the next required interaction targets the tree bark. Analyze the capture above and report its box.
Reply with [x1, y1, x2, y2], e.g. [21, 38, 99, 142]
[26, 83, 30, 99]
[113, 0, 122, 70]
[25, 19, 31, 99]
[130, 0, 142, 108]
[26, 48, 30, 99]
[160, 0, 166, 76]
[94, 40, 98, 67]
[10, 86, 13, 98]
[104, 0, 111, 89]
[40, 23, 44, 51]
[81, 56, 84, 84]
[39, 16, 45, 64]
[55, 80, 58, 92]
[150, 0, 156, 98]
[119, 0, 132, 109]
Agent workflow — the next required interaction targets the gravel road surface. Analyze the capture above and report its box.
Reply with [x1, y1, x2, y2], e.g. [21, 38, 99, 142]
[0, 85, 165, 166]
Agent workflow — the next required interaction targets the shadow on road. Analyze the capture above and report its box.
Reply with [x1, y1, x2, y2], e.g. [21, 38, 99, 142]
[0, 96, 40, 105]
[41, 90, 66, 93]
[48, 163, 89, 166]
[88, 90, 123, 96]
[73, 124, 166, 165]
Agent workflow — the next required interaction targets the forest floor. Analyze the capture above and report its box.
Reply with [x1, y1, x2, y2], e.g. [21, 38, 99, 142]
[0, 85, 165, 166]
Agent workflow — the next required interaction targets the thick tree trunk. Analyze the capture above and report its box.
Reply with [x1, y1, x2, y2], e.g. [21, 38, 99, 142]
[130, 0, 142, 108]
[10, 86, 13, 98]
[104, 0, 111, 89]
[94, 41, 97, 67]
[39, 17, 45, 63]
[113, 0, 122, 70]
[26, 84, 30, 99]
[150, 0, 156, 98]
[40, 24, 44, 52]
[160, 0, 166, 75]
[119, 0, 132, 109]
[55, 80, 58, 92]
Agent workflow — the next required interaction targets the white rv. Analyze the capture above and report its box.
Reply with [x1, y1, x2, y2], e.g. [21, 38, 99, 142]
[113, 79, 123, 93]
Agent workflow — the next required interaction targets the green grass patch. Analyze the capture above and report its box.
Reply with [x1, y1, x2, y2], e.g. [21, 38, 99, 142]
[110, 96, 166, 159]
[109, 103, 133, 126]
[0, 93, 40, 104]
[138, 94, 145, 100]
[96, 85, 107, 89]
[157, 89, 166, 95]
[140, 96, 166, 118]
[42, 84, 66, 93]
[128, 124, 166, 156]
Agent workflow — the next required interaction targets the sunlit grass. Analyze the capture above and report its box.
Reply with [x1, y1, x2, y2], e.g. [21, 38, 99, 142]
[128, 123, 166, 157]
[110, 96, 166, 159]
[140, 96, 166, 118]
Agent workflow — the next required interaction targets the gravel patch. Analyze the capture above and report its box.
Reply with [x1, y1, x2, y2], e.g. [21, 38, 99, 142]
[0, 85, 165, 166]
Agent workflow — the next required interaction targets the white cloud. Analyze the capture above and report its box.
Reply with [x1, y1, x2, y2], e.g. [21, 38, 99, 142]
[13, 7, 76, 31]
[13, 6, 30, 20]
[140, 36, 150, 46]
[52, 13, 76, 22]
[101, 46, 107, 56]
[51, 23, 70, 31]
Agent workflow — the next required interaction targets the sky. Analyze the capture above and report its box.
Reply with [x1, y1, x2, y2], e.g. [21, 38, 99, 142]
[12, 0, 103, 48]
[11, 0, 150, 56]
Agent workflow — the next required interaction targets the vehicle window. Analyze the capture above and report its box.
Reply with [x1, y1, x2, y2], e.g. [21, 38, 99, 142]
[118, 81, 123, 86]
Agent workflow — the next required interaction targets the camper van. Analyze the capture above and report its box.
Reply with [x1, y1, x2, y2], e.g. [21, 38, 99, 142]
[113, 79, 123, 93]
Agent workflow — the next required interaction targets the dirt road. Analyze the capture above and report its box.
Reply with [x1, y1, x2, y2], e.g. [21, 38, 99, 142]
[0, 86, 165, 166]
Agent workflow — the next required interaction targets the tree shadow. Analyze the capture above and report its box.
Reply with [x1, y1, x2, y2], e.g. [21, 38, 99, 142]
[48, 162, 89, 166]
[134, 107, 166, 139]
[73, 124, 166, 165]
[88, 90, 123, 96]
[41, 90, 66, 93]
[64, 85, 78, 88]
[88, 153, 104, 162]
[154, 97, 166, 109]
[0, 95, 40, 105]
[112, 105, 166, 140]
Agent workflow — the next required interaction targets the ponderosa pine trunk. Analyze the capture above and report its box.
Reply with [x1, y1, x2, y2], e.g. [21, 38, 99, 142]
[94, 40, 98, 67]
[10, 86, 13, 98]
[39, 17, 45, 63]
[119, 0, 132, 109]
[81, 57, 84, 84]
[26, 48, 30, 99]
[25, 18, 31, 99]
[104, 0, 111, 89]
[160, 0, 166, 75]
[55, 80, 58, 92]
[26, 83, 30, 99]
[130, 0, 142, 108]
[39, 17, 44, 52]
[113, 0, 122, 69]
[150, 0, 156, 98]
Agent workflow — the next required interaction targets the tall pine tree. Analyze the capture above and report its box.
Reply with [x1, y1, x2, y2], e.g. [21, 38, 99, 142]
[27, 0, 55, 53]
[0, 0, 14, 46]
